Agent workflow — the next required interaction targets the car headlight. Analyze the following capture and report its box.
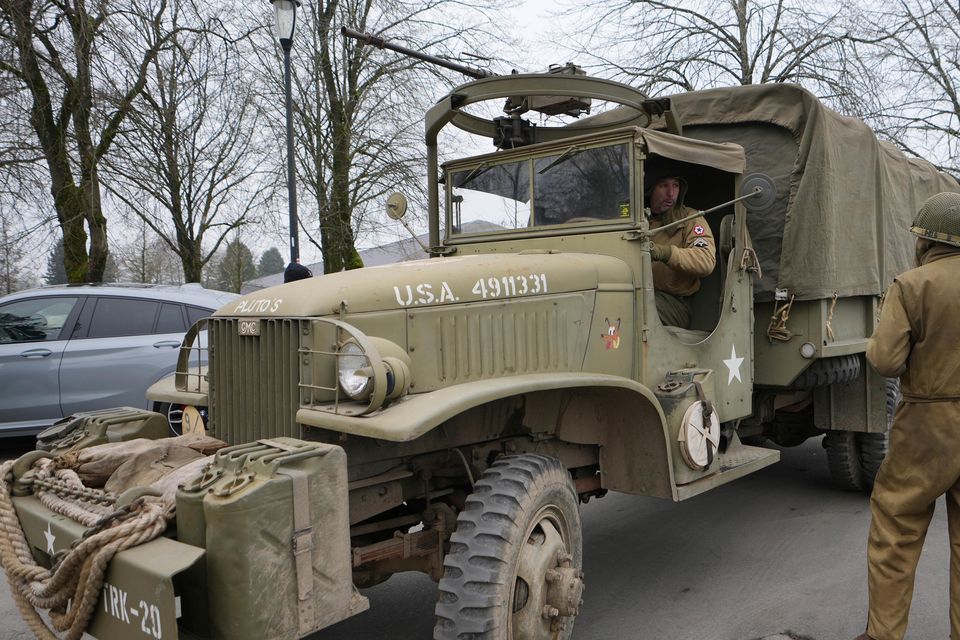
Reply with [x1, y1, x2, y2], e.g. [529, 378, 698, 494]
[337, 341, 373, 400]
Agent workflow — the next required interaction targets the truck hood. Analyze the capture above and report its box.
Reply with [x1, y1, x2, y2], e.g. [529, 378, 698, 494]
[218, 252, 634, 317]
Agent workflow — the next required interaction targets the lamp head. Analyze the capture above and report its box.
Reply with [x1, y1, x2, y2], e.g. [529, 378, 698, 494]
[270, 0, 302, 45]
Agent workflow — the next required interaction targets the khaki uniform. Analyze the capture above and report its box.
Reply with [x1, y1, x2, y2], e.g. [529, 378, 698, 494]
[649, 205, 716, 328]
[865, 243, 960, 640]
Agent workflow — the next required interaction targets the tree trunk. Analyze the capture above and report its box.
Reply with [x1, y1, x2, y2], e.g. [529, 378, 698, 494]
[322, 109, 362, 273]
[52, 184, 92, 283]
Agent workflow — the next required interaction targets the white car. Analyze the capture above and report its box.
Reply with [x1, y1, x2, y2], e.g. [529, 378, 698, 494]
[0, 283, 237, 436]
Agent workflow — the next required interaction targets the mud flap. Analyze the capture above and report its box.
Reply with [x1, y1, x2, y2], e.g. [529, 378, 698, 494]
[13, 496, 204, 640]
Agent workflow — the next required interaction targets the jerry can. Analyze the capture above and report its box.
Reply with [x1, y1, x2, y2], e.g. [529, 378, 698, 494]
[176, 437, 367, 639]
[36, 406, 168, 454]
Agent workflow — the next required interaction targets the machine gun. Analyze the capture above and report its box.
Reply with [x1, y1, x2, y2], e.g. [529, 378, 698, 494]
[341, 26, 594, 148]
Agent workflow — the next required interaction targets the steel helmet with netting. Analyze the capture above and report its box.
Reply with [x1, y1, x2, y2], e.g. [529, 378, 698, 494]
[911, 192, 960, 247]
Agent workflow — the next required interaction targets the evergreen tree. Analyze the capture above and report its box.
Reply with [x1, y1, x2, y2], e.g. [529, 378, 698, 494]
[44, 240, 68, 285]
[0, 215, 28, 294]
[215, 239, 256, 293]
[257, 247, 285, 277]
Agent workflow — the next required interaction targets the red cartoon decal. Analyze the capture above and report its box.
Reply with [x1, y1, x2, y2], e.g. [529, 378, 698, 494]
[601, 317, 621, 350]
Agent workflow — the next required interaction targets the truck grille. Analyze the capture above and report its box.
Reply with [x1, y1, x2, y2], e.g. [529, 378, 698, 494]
[208, 318, 302, 444]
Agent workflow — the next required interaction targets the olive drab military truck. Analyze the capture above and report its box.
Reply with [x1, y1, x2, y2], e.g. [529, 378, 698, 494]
[4, 33, 960, 640]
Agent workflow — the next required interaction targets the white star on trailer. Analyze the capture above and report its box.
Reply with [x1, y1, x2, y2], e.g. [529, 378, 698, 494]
[723, 344, 744, 384]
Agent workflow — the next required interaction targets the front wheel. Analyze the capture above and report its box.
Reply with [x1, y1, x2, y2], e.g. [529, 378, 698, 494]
[434, 454, 584, 640]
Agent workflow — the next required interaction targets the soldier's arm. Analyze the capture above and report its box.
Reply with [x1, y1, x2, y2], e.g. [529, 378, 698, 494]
[665, 216, 716, 277]
[866, 281, 911, 378]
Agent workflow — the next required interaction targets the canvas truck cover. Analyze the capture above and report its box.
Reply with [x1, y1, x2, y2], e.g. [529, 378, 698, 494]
[585, 84, 960, 301]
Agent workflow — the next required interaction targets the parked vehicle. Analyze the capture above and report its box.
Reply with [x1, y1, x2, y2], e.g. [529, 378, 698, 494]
[4, 65, 960, 640]
[0, 283, 237, 436]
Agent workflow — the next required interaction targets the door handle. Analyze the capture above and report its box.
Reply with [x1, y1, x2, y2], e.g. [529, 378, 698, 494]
[20, 348, 53, 358]
[153, 340, 181, 349]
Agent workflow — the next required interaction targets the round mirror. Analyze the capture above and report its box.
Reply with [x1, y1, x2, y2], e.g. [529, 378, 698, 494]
[386, 192, 408, 220]
[740, 173, 776, 213]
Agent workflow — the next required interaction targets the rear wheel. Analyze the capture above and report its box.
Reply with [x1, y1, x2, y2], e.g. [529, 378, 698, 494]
[823, 378, 898, 491]
[434, 454, 583, 640]
[824, 430, 865, 491]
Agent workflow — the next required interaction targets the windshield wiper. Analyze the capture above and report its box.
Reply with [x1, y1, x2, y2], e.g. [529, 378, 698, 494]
[537, 145, 582, 174]
[456, 162, 491, 188]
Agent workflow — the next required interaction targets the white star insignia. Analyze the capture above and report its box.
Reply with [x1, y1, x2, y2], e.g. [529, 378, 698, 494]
[44, 522, 56, 554]
[723, 344, 744, 385]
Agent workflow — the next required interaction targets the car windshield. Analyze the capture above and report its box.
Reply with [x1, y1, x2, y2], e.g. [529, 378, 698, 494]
[447, 142, 631, 235]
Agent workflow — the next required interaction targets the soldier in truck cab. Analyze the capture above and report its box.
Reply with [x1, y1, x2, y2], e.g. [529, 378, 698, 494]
[646, 173, 717, 329]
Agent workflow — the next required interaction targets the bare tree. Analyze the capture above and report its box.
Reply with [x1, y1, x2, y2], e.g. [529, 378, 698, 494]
[560, 0, 867, 111]
[102, 1, 269, 283]
[851, 1, 960, 175]
[250, 0, 501, 273]
[0, 0, 184, 283]
[113, 218, 182, 284]
[0, 208, 31, 294]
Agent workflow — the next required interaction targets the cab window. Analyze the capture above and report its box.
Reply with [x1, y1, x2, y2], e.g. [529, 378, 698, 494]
[448, 142, 631, 236]
[534, 145, 630, 224]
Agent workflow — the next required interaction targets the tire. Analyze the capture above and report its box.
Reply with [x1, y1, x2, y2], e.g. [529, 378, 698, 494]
[792, 355, 861, 388]
[858, 378, 899, 489]
[152, 402, 184, 436]
[434, 454, 583, 640]
[823, 378, 898, 491]
[824, 430, 865, 491]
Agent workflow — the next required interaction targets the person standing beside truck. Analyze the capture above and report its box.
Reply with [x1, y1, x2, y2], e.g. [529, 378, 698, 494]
[646, 174, 717, 329]
[856, 191, 960, 640]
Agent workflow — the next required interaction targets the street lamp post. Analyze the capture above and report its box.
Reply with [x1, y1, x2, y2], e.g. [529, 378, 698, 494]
[271, 0, 302, 265]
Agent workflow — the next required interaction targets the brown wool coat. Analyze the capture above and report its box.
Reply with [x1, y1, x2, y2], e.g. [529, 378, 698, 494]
[867, 244, 960, 400]
[649, 205, 716, 297]
[864, 242, 960, 640]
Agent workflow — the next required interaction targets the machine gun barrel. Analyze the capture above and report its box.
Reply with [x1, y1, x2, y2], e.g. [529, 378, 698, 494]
[341, 26, 493, 80]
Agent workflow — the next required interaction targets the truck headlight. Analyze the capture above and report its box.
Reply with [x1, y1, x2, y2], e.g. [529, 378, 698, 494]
[337, 341, 373, 400]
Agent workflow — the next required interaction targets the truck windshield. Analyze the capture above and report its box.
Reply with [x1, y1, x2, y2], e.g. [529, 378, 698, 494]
[448, 142, 630, 235]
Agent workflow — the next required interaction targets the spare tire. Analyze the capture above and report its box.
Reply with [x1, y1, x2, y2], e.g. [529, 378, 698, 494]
[792, 355, 861, 388]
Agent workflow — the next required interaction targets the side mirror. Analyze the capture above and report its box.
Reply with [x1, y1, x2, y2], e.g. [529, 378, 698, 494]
[740, 173, 776, 213]
[386, 192, 408, 220]
[385, 192, 428, 253]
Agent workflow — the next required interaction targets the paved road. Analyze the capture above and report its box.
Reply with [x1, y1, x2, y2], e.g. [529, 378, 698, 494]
[1, 437, 951, 640]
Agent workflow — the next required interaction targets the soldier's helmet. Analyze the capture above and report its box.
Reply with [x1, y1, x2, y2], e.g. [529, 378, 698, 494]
[911, 192, 960, 247]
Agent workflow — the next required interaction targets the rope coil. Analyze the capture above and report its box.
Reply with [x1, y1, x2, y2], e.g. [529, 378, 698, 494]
[767, 293, 796, 342]
[0, 457, 171, 640]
